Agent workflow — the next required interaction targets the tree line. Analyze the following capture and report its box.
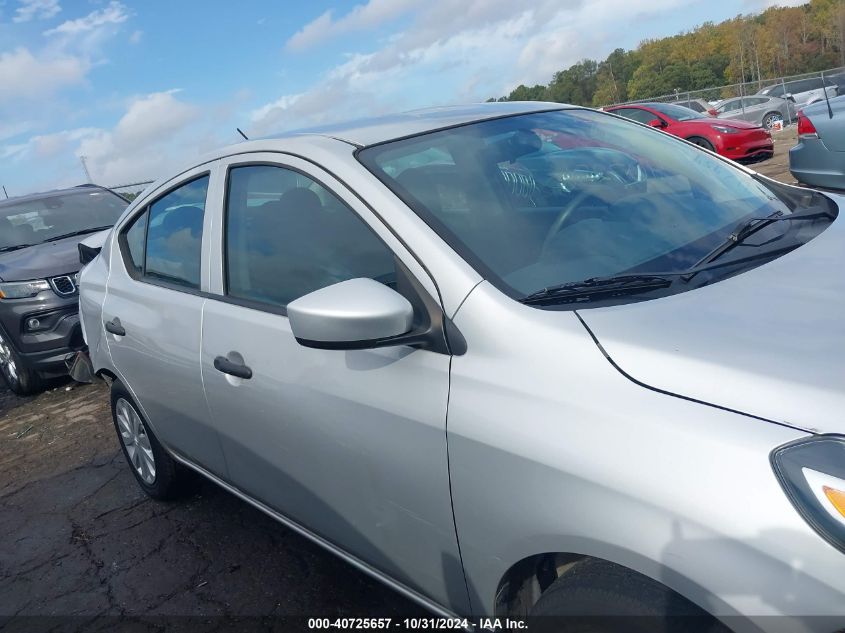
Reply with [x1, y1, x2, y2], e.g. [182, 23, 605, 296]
[490, 0, 845, 107]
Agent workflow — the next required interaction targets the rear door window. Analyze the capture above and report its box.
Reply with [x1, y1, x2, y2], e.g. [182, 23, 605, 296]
[119, 175, 209, 289]
[718, 99, 740, 113]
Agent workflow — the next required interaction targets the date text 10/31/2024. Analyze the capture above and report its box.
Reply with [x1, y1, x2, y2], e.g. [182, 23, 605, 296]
[307, 618, 528, 630]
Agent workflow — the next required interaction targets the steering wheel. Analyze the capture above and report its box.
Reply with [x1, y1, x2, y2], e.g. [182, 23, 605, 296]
[541, 189, 601, 253]
[541, 182, 660, 255]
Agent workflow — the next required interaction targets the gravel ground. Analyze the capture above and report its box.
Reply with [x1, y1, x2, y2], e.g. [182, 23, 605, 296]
[754, 126, 799, 184]
[0, 127, 823, 629]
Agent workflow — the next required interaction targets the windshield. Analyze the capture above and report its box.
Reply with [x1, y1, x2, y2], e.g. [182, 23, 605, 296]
[645, 102, 705, 121]
[359, 109, 832, 306]
[0, 189, 127, 249]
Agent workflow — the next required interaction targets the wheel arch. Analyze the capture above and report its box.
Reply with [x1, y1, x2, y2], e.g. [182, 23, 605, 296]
[684, 135, 715, 151]
[95, 367, 118, 382]
[491, 542, 737, 620]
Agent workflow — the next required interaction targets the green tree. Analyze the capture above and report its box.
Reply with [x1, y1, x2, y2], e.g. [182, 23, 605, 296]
[506, 84, 548, 101]
[546, 59, 599, 105]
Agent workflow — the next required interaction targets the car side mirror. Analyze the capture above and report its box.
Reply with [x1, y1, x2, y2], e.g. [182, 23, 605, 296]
[287, 278, 414, 350]
[78, 228, 110, 265]
[784, 93, 795, 102]
[647, 118, 665, 128]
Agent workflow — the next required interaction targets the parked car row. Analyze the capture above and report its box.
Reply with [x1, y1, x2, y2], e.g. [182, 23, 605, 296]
[605, 101, 775, 163]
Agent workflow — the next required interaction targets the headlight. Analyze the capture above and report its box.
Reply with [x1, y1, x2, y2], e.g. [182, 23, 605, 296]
[711, 124, 740, 134]
[772, 435, 845, 553]
[0, 280, 50, 299]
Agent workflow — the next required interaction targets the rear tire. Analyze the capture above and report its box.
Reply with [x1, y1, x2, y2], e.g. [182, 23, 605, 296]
[530, 559, 727, 633]
[686, 136, 715, 152]
[110, 380, 193, 500]
[0, 329, 42, 395]
[762, 111, 782, 130]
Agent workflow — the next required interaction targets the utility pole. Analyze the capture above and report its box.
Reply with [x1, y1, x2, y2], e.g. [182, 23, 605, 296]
[78, 155, 93, 183]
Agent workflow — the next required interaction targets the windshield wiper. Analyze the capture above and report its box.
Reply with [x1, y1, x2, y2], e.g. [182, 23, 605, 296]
[521, 273, 677, 305]
[43, 225, 112, 243]
[683, 207, 834, 282]
[0, 244, 34, 253]
[521, 206, 835, 306]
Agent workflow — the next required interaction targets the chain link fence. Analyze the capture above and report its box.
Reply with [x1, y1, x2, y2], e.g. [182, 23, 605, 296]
[607, 65, 845, 129]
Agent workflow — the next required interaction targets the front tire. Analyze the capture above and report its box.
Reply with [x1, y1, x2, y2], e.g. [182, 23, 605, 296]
[110, 380, 192, 500]
[686, 136, 715, 152]
[530, 559, 726, 633]
[0, 329, 42, 395]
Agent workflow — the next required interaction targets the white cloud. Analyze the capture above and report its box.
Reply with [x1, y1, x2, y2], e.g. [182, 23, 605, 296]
[287, 0, 422, 51]
[250, 93, 303, 123]
[254, 0, 697, 135]
[76, 90, 214, 185]
[12, 0, 61, 23]
[1, 90, 212, 189]
[43, 1, 128, 37]
[0, 47, 87, 103]
[742, 0, 806, 8]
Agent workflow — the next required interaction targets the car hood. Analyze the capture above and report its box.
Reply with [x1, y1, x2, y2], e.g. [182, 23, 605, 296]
[0, 235, 86, 282]
[578, 196, 845, 434]
[686, 117, 762, 130]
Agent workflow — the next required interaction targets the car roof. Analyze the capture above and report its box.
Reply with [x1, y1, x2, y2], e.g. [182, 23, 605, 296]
[261, 101, 573, 147]
[0, 184, 114, 210]
[138, 102, 580, 201]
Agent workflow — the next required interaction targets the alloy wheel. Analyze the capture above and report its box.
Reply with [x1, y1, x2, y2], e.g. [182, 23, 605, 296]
[763, 113, 782, 130]
[115, 397, 156, 484]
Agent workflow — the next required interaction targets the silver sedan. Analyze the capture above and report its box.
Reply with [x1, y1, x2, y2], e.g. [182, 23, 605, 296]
[714, 95, 795, 129]
[77, 102, 845, 632]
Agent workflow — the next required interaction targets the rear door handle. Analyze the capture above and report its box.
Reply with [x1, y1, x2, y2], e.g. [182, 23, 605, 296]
[213, 355, 253, 380]
[105, 318, 125, 336]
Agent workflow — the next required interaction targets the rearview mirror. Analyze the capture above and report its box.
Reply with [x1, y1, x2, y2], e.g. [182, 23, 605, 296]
[784, 93, 795, 102]
[287, 278, 414, 350]
[647, 118, 664, 128]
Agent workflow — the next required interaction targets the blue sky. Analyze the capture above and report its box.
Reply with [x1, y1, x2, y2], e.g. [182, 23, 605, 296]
[0, 0, 803, 195]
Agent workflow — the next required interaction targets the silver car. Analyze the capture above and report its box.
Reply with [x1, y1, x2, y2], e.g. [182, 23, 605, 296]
[77, 102, 845, 632]
[757, 77, 838, 110]
[671, 98, 717, 117]
[714, 95, 795, 129]
[789, 95, 845, 189]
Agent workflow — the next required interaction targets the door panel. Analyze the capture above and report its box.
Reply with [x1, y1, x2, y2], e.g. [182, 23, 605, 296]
[200, 157, 469, 612]
[104, 281, 226, 473]
[103, 164, 227, 476]
[201, 302, 467, 608]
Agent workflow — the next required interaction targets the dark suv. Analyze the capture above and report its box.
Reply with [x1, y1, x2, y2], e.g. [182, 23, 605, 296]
[0, 185, 128, 394]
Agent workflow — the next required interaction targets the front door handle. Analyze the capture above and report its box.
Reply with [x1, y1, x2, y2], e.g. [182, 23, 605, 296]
[105, 318, 125, 336]
[213, 355, 253, 380]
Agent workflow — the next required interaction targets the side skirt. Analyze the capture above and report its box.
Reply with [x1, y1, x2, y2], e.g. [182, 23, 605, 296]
[169, 450, 464, 621]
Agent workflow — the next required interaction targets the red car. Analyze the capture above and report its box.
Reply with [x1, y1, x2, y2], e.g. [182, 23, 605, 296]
[605, 102, 774, 164]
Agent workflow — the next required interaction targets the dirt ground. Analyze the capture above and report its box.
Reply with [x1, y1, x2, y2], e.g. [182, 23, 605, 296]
[754, 125, 799, 184]
[0, 127, 809, 629]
